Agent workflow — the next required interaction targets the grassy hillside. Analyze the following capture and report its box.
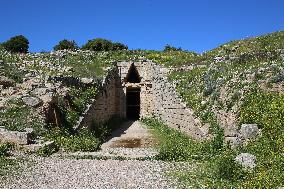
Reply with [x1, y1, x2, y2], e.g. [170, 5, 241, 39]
[154, 30, 284, 187]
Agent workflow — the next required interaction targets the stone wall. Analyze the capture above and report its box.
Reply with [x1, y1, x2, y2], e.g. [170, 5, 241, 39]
[117, 61, 154, 118]
[117, 61, 208, 140]
[78, 67, 124, 128]
[78, 61, 208, 140]
[152, 64, 208, 140]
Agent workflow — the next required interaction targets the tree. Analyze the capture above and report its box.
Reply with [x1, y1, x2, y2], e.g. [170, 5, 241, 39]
[53, 39, 78, 51]
[112, 42, 128, 50]
[82, 38, 113, 51]
[3, 35, 29, 53]
[82, 38, 128, 51]
[163, 44, 182, 52]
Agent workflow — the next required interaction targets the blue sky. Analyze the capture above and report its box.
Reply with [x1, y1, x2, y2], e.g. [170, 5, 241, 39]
[0, 0, 284, 53]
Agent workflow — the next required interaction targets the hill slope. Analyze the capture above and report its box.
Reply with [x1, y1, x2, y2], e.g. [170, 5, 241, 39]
[163, 30, 284, 187]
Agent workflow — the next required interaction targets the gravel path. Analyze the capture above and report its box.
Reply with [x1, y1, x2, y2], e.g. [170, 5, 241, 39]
[0, 121, 187, 189]
[1, 157, 181, 189]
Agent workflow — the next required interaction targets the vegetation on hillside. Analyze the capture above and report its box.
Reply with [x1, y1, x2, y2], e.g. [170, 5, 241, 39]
[2, 35, 29, 53]
[160, 30, 284, 187]
[53, 39, 79, 51]
[82, 38, 128, 51]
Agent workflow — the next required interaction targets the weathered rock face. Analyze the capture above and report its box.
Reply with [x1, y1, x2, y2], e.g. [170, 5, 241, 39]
[224, 124, 260, 149]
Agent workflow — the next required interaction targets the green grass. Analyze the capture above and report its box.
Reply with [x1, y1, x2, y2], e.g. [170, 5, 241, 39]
[0, 142, 19, 177]
[0, 99, 45, 136]
[152, 30, 284, 188]
[43, 128, 101, 153]
[143, 117, 284, 188]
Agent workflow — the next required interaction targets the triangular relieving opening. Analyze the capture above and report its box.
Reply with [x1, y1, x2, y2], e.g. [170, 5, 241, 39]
[125, 63, 141, 83]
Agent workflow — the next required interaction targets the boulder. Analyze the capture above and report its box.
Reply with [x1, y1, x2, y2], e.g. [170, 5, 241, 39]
[0, 128, 33, 145]
[240, 124, 260, 140]
[235, 153, 256, 169]
[22, 96, 42, 107]
[81, 78, 94, 85]
[0, 76, 15, 88]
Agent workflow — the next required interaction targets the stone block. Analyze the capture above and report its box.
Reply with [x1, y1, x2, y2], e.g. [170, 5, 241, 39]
[22, 96, 42, 107]
[0, 130, 32, 145]
[240, 124, 260, 140]
[235, 153, 256, 169]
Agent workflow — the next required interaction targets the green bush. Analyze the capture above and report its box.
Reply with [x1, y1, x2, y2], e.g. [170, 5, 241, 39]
[2, 35, 29, 53]
[82, 38, 128, 51]
[36, 143, 59, 157]
[112, 42, 128, 51]
[46, 128, 101, 152]
[0, 142, 14, 157]
[0, 60, 25, 83]
[163, 44, 183, 52]
[53, 39, 78, 51]
[216, 151, 246, 181]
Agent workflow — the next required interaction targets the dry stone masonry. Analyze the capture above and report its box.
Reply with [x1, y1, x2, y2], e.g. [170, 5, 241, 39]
[79, 60, 208, 140]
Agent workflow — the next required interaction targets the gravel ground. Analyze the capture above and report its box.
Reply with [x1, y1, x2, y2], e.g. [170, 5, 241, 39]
[0, 121, 192, 189]
[58, 147, 159, 159]
[0, 156, 182, 189]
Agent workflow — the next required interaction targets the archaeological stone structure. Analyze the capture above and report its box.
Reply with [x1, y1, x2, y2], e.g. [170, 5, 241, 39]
[79, 60, 208, 140]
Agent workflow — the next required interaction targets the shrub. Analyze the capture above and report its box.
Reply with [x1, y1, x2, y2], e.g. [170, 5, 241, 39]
[82, 38, 113, 51]
[163, 44, 182, 52]
[36, 143, 59, 157]
[0, 142, 14, 157]
[112, 42, 128, 50]
[216, 151, 246, 181]
[82, 38, 128, 51]
[2, 35, 29, 53]
[53, 39, 78, 51]
[0, 60, 26, 83]
[46, 128, 101, 152]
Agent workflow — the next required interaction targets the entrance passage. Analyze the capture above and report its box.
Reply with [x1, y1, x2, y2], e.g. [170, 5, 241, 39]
[126, 88, 140, 120]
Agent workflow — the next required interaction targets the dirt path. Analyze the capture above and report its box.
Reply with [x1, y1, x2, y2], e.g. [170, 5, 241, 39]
[101, 120, 156, 149]
[0, 121, 185, 189]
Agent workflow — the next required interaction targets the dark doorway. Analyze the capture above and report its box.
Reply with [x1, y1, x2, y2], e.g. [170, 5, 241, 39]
[125, 63, 141, 83]
[126, 88, 140, 120]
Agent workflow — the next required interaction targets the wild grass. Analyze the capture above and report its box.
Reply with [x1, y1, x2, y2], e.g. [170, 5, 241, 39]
[143, 116, 284, 188]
